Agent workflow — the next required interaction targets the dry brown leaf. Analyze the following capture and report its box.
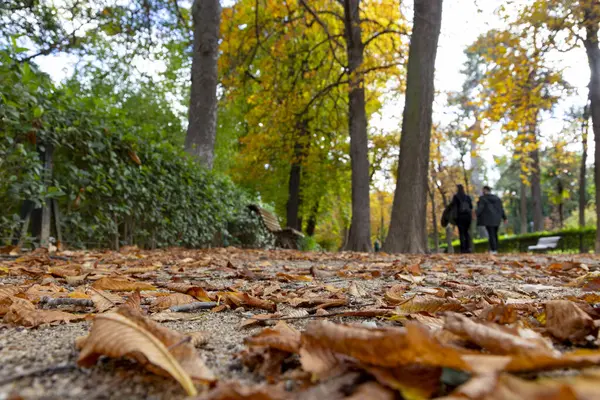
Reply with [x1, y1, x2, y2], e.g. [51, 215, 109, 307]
[479, 304, 520, 325]
[92, 277, 156, 291]
[396, 295, 465, 314]
[240, 313, 279, 328]
[196, 381, 285, 400]
[444, 313, 556, 356]
[448, 372, 600, 400]
[361, 364, 441, 399]
[384, 284, 407, 304]
[65, 274, 89, 286]
[151, 293, 197, 312]
[165, 283, 212, 301]
[48, 265, 82, 278]
[348, 281, 367, 298]
[345, 381, 396, 400]
[0, 285, 21, 300]
[276, 272, 313, 282]
[4, 296, 84, 327]
[245, 321, 301, 353]
[299, 320, 470, 377]
[219, 292, 276, 312]
[77, 312, 199, 396]
[121, 266, 160, 275]
[89, 288, 123, 312]
[545, 300, 598, 343]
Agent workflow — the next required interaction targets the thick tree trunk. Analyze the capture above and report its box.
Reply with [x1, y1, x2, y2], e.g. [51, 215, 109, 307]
[520, 180, 528, 234]
[342, 0, 372, 252]
[583, 11, 600, 252]
[383, 0, 443, 253]
[185, 0, 221, 169]
[287, 162, 302, 231]
[580, 105, 589, 231]
[530, 133, 544, 231]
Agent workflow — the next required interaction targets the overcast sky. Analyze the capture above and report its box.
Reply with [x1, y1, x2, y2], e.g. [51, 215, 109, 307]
[35, 0, 591, 188]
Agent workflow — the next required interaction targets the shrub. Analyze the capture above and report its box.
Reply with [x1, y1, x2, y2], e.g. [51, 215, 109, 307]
[0, 50, 263, 249]
[442, 227, 596, 253]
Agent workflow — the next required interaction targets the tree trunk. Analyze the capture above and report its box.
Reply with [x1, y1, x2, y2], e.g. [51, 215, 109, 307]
[580, 103, 589, 229]
[185, 0, 221, 168]
[342, 0, 372, 252]
[383, 0, 443, 253]
[306, 202, 319, 236]
[530, 133, 544, 231]
[520, 180, 528, 234]
[287, 162, 302, 230]
[429, 187, 439, 252]
[583, 9, 600, 252]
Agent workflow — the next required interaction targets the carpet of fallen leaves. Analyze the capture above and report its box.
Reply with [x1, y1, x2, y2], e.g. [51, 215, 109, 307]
[2, 246, 600, 399]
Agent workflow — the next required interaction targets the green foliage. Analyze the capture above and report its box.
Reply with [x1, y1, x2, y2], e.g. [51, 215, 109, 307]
[299, 236, 322, 252]
[0, 50, 261, 249]
[443, 227, 596, 254]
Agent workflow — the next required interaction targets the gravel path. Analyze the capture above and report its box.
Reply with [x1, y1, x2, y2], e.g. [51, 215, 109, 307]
[1, 249, 598, 399]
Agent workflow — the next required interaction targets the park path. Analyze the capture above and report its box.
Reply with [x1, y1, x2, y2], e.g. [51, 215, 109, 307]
[1, 247, 600, 399]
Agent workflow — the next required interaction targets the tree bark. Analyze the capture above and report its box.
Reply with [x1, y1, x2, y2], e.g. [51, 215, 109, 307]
[520, 180, 528, 234]
[580, 102, 590, 229]
[287, 161, 302, 231]
[383, 0, 443, 253]
[583, 6, 600, 252]
[342, 0, 372, 252]
[306, 202, 319, 236]
[530, 132, 544, 232]
[185, 0, 221, 169]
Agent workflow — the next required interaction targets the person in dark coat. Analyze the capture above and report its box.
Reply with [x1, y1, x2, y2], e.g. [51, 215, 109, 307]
[451, 184, 473, 253]
[476, 186, 507, 253]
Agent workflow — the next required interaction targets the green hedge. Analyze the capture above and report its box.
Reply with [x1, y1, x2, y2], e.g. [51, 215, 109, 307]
[442, 227, 596, 253]
[0, 50, 270, 249]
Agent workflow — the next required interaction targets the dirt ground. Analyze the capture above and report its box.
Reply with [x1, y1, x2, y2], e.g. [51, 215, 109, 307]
[1, 248, 599, 399]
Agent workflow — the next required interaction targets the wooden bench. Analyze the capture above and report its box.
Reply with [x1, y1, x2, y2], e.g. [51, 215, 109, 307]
[248, 205, 304, 249]
[528, 236, 560, 252]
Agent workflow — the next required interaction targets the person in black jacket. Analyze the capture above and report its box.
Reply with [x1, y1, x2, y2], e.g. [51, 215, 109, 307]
[476, 186, 507, 253]
[451, 184, 473, 253]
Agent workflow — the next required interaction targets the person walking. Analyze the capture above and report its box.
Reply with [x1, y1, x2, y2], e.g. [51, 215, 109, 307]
[476, 186, 507, 254]
[450, 184, 473, 253]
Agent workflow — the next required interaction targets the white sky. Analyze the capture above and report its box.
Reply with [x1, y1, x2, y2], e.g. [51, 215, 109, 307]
[35, 0, 591, 189]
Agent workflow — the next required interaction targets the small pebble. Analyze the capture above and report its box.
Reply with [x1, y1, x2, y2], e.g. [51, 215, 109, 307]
[361, 321, 377, 328]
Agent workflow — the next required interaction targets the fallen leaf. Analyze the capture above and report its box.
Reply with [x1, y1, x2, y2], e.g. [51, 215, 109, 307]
[4, 297, 84, 327]
[89, 288, 123, 312]
[545, 300, 597, 343]
[151, 293, 197, 312]
[245, 321, 301, 353]
[299, 320, 469, 378]
[219, 292, 276, 312]
[384, 284, 407, 304]
[348, 281, 367, 298]
[78, 312, 199, 395]
[276, 272, 313, 282]
[196, 381, 285, 400]
[444, 313, 556, 356]
[92, 277, 156, 291]
[396, 295, 465, 314]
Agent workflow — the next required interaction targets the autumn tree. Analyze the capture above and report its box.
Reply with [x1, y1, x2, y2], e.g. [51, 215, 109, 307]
[464, 27, 568, 232]
[219, 0, 404, 248]
[384, 0, 443, 254]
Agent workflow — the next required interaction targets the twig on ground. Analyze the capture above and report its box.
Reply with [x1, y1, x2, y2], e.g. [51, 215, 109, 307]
[0, 363, 78, 386]
[169, 301, 217, 312]
[39, 297, 94, 307]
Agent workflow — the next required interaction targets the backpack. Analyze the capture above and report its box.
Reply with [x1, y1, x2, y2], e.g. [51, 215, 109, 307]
[458, 197, 471, 214]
